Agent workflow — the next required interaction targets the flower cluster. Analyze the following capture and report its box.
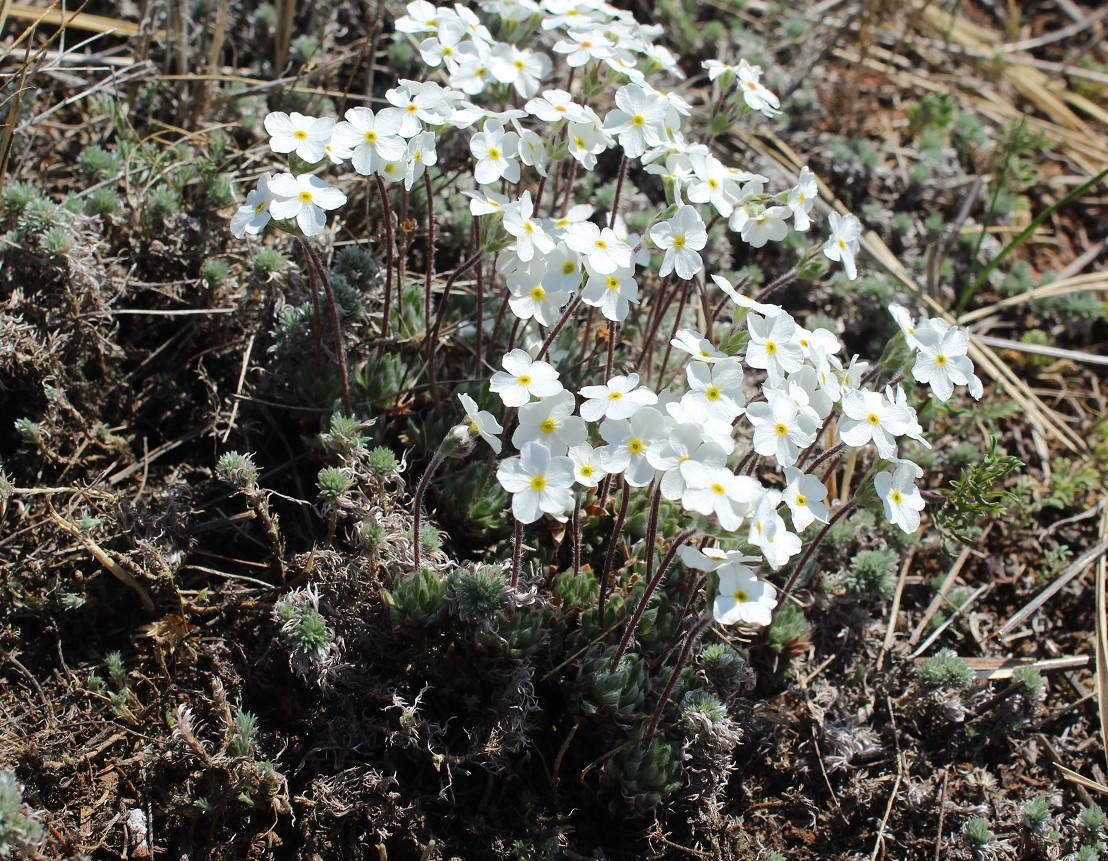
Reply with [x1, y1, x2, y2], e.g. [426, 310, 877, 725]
[232, 0, 983, 633]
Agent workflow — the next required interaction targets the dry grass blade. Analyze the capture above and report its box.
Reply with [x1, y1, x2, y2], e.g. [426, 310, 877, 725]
[959, 271, 1108, 325]
[1097, 503, 1108, 775]
[1056, 763, 1108, 798]
[3, 3, 163, 39]
[997, 539, 1108, 640]
[972, 335, 1108, 369]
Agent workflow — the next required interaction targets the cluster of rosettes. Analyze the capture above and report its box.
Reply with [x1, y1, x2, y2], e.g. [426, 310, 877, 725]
[456, 279, 982, 626]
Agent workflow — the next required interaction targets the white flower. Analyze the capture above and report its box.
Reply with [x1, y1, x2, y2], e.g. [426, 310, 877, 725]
[581, 267, 638, 322]
[489, 349, 563, 407]
[267, 173, 347, 237]
[568, 442, 607, 488]
[464, 189, 511, 216]
[745, 390, 818, 468]
[503, 191, 555, 262]
[822, 211, 862, 280]
[404, 131, 438, 191]
[912, 323, 974, 402]
[680, 462, 761, 531]
[649, 205, 707, 280]
[603, 83, 666, 159]
[470, 119, 521, 185]
[735, 59, 781, 118]
[838, 388, 911, 459]
[781, 467, 829, 532]
[683, 357, 746, 423]
[230, 173, 274, 238]
[489, 43, 552, 98]
[874, 464, 926, 533]
[711, 274, 780, 316]
[740, 204, 790, 248]
[746, 312, 804, 383]
[671, 329, 727, 363]
[496, 441, 575, 523]
[507, 258, 571, 326]
[578, 373, 658, 422]
[525, 89, 587, 123]
[648, 423, 729, 501]
[714, 566, 777, 626]
[458, 393, 503, 454]
[331, 108, 406, 176]
[788, 166, 818, 231]
[263, 111, 334, 164]
[565, 222, 632, 275]
[599, 406, 666, 487]
[540, 243, 584, 292]
[512, 390, 586, 452]
[553, 29, 614, 67]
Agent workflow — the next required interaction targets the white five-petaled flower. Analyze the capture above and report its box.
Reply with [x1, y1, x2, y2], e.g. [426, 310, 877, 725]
[735, 59, 781, 118]
[496, 441, 575, 524]
[512, 390, 586, 452]
[565, 222, 632, 275]
[874, 464, 926, 534]
[578, 373, 658, 422]
[599, 406, 666, 487]
[331, 107, 406, 176]
[911, 323, 974, 402]
[503, 191, 555, 262]
[838, 388, 911, 459]
[649, 205, 707, 280]
[581, 267, 638, 322]
[745, 390, 818, 468]
[715, 565, 777, 626]
[507, 258, 571, 326]
[671, 329, 727, 363]
[683, 357, 746, 422]
[470, 120, 521, 185]
[822, 211, 862, 280]
[680, 462, 761, 531]
[746, 312, 804, 383]
[267, 173, 347, 237]
[567, 442, 607, 488]
[781, 466, 829, 532]
[230, 173, 275, 238]
[489, 349, 563, 407]
[788, 166, 818, 231]
[458, 393, 503, 454]
[603, 83, 666, 159]
[263, 111, 334, 164]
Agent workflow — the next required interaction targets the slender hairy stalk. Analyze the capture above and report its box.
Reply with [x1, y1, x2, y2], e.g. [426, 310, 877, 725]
[653, 279, 691, 389]
[803, 440, 846, 474]
[534, 295, 581, 362]
[473, 218, 484, 373]
[645, 613, 711, 743]
[428, 249, 483, 411]
[510, 517, 525, 590]
[609, 155, 628, 228]
[423, 172, 436, 338]
[604, 321, 618, 381]
[572, 493, 583, 578]
[611, 526, 696, 671]
[375, 174, 395, 345]
[635, 272, 674, 376]
[753, 265, 797, 303]
[780, 498, 856, 598]
[412, 449, 446, 572]
[597, 481, 630, 621]
[299, 239, 351, 415]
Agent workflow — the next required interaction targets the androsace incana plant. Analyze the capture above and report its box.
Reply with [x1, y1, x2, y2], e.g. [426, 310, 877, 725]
[230, 0, 985, 801]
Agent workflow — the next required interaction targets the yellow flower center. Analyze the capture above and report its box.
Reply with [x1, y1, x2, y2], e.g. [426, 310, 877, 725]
[631, 114, 645, 127]
[364, 131, 379, 144]
[733, 589, 749, 602]
[562, 261, 576, 275]
[530, 476, 547, 492]
[298, 191, 314, 203]
[580, 465, 594, 478]
[628, 439, 644, 456]
[774, 422, 788, 437]
[705, 386, 720, 402]
[407, 104, 419, 114]
[867, 413, 880, 426]
[608, 391, 623, 401]
[529, 285, 545, 301]
[890, 490, 903, 505]
[293, 129, 308, 140]
[935, 354, 947, 367]
[711, 483, 726, 496]
[673, 235, 686, 250]
[540, 419, 557, 434]
[795, 493, 807, 506]
[517, 374, 532, 386]
[468, 420, 479, 434]
[606, 276, 620, 292]
[487, 147, 501, 160]
[765, 341, 777, 356]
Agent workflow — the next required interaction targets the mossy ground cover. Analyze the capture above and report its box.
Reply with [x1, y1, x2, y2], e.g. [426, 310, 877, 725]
[0, 1, 1106, 859]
